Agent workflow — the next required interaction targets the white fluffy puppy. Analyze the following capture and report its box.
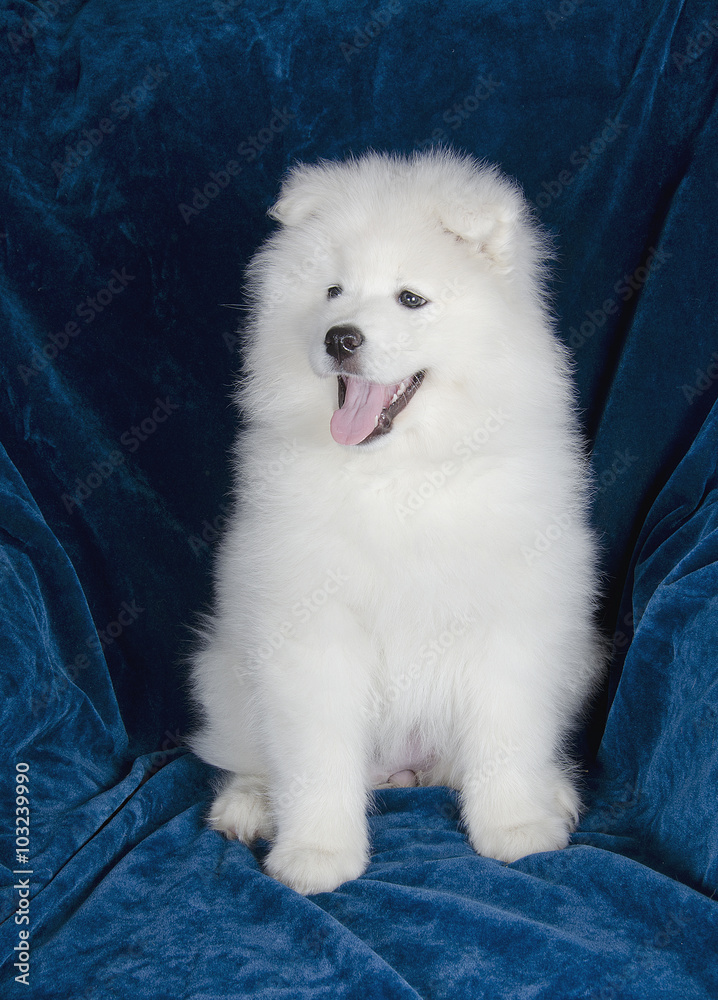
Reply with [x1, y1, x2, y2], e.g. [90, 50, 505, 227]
[191, 150, 605, 895]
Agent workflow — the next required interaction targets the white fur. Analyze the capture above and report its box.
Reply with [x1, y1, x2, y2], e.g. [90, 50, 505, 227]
[190, 151, 605, 894]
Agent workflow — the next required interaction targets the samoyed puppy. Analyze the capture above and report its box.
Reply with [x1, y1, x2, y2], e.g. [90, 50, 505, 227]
[191, 150, 605, 894]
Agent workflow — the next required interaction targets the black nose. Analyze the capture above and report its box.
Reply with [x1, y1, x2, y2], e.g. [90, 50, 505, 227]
[324, 324, 364, 363]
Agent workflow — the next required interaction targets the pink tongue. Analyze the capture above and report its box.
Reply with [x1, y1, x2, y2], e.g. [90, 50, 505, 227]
[330, 378, 397, 446]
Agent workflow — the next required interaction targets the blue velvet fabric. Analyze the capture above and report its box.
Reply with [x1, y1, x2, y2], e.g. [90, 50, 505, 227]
[1, 1, 717, 996]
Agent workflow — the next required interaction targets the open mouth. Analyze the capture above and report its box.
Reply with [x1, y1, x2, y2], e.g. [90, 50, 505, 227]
[330, 371, 425, 446]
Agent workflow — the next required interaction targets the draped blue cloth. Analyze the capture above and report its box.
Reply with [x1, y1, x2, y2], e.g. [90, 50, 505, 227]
[1, 2, 717, 996]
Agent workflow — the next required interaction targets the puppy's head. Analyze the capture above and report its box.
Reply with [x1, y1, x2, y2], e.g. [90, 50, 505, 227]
[248, 151, 547, 449]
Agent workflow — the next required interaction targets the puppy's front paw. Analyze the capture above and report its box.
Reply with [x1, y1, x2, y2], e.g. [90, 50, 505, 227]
[209, 780, 274, 843]
[463, 771, 581, 862]
[469, 813, 574, 863]
[264, 841, 368, 894]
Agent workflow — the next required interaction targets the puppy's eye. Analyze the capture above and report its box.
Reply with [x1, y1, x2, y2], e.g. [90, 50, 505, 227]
[398, 290, 428, 309]
[327, 285, 343, 299]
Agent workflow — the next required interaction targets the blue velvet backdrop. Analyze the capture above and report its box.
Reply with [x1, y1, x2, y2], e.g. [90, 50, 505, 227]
[1, 1, 717, 997]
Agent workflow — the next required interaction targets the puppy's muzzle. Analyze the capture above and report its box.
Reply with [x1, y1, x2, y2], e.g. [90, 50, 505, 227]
[325, 325, 364, 364]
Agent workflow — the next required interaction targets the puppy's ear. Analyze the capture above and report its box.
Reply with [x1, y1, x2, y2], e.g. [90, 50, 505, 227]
[437, 168, 527, 274]
[268, 164, 327, 226]
[439, 205, 519, 273]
